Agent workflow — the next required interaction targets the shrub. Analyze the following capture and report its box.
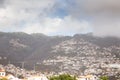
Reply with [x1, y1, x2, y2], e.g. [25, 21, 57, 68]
[49, 74, 76, 80]
[100, 76, 109, 80]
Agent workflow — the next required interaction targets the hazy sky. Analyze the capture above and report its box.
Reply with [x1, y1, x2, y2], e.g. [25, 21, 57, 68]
[0, 0, 120, 37]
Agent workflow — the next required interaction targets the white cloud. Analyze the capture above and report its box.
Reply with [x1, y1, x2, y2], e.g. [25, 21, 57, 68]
[69, 0, 120, 37]
[1, 0, 120, 37]
[0, 0, 91, 35]
[0, 0, 56, 32]
[22, 17, 61, 34]
[22, 16, 90, 35]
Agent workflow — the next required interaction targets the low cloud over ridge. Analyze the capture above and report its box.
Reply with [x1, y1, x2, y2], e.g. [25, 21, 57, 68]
[71, 0, 120, 37]
[0, 0, 120, 37]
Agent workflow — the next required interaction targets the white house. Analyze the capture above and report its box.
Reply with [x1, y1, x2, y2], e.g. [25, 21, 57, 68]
[6, 74, 20, 80]
[77, 75, 99, 80]
[0, 68, 6, 77]
[27, 74, 48, 80]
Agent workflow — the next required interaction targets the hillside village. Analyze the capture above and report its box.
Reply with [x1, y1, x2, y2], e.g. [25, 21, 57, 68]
[3, 63, 117, 80]
[0, 0, 120, 79]
[0, 64, 120, 80]
[42, 39, 120, 76]
[0, 64, 100, 80]
[0, 64, 49, 80]
[0, 33, 120, 80]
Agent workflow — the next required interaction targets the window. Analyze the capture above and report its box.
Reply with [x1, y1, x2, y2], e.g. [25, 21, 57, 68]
[2, 72, 5, 76]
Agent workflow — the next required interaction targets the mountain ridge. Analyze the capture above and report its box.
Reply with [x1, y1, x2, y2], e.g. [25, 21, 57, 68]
[0, 32, 119, 73]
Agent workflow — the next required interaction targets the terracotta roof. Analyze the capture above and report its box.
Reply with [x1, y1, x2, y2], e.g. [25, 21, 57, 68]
[0, 68, 5, 72]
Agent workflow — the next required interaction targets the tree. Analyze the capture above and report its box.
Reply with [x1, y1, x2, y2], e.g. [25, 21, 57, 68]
[0, 77, 8, 80]
[100, 76, 109, 80]
[49, 74, 76, 80]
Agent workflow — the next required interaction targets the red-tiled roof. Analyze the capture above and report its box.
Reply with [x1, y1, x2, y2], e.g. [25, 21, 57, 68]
[0, 68, 5, 72]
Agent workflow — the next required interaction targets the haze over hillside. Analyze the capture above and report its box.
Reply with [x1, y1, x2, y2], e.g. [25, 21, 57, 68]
[0, 0, 120, 79]
[0, 32, 120, 74]
[1, 0, 120, 38]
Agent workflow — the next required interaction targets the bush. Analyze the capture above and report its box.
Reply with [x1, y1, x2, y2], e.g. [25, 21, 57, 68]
[49, 74, 76, 80]
[0, 77, 8, 80]
[100, 76, 109, 80]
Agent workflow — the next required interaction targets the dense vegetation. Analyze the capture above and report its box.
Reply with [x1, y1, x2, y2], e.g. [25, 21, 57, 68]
[0, 78, 8, 80]
[49, 74, 77, 80]
[100, 76, 109, 80]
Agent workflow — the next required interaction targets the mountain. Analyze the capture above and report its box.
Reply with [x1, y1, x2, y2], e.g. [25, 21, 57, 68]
[0, 32, 71, 65]
[0, 32, 120, 74]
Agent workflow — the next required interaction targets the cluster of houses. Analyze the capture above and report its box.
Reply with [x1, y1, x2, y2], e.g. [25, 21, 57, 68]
[0, 67, 100, 80]
[77, 75, 99, 80]
[42, 38, 120, 76]
[0, 68, 48, 80]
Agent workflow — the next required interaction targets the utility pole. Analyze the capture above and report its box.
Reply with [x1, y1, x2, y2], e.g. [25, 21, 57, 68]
[8, 60, 11, 64]
[33, 62, 40, 71]
[33, 63, 36, 71]
[21, 62, 25, 69]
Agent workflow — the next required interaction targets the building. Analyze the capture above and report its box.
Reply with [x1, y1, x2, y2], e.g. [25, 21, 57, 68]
[0, 68, 6, 77]
[27, 74, 48, 80]
[6, 74, 20, 80]
[77, 75, 99, 80]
